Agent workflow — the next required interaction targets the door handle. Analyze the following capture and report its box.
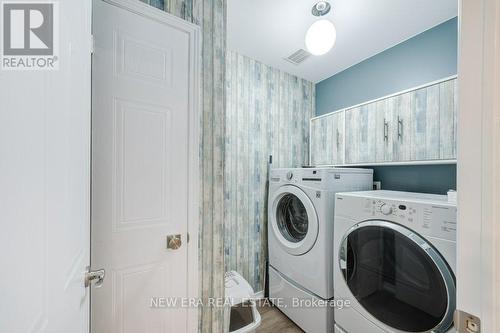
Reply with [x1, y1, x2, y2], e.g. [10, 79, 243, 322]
[85, 266, 105, 288]
[167, 234, 182, 250]
[397, 116, 403, 140]
[383, 119, 389, 141]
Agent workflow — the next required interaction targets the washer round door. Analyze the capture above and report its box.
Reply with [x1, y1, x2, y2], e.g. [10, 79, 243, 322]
[270, 185, 319, 255]
[339, 220, 456, 333]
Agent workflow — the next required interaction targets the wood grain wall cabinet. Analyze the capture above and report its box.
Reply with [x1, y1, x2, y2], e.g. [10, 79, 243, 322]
[310, 110, 345, 165]
[439, 79, 458, 159]
[375, 98, 395, 162]
[310, 77, 457, 166]
[344, 104, 378, 164]
[391, 92, 412, 162]
[410, 84, 441, 160]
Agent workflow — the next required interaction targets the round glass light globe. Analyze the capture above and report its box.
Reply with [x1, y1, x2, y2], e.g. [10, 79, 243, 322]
[305, 19, 337, 56]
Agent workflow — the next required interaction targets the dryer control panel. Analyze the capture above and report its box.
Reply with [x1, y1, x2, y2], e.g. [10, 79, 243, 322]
[354, 197, 457, 242]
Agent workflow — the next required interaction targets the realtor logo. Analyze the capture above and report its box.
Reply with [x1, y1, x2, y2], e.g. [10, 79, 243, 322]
[1, 1, 59, 70]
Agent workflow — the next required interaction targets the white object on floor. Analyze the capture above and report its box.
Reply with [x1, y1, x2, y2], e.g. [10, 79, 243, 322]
[225, 271, 255, 306]
[225, 271, 262, 333]
[333, 190, 457, 333]
[268, 167, 373, 333]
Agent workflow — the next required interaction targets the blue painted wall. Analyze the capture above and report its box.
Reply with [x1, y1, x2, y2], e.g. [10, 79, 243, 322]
[371, 165, 456, 194]
[316, 17, 458, 115]
[315, 17, 458, 194]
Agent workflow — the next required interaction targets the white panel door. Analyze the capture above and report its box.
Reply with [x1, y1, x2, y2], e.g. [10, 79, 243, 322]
[0, 0, 92, 332]
[91, 1, 199, 333]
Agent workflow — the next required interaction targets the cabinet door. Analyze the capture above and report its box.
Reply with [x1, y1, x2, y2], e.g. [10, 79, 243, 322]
[439, 79, 457, 159]
[331, 111, 345, 165]
[310, 117, 323, 165]
[333, 111, 345, 164]
[345, 104, 378, 164]
[310, 111, 344, 165]
[374, 99, 394, 162]
[392, 92, 412, 161]
[410, 84, 440, 160]
[310, 116, 333, 165]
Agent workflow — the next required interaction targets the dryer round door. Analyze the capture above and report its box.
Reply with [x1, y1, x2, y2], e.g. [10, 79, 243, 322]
[339, 220, 456, 333]
[270, 185, 319, 255]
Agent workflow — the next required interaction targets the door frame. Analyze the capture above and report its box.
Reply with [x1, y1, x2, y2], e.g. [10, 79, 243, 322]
[92, 1, 201, 332]
[457, 0, 500, 331]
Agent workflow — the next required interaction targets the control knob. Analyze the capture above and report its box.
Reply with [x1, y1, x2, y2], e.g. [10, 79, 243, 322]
[380, 203, 393, 215]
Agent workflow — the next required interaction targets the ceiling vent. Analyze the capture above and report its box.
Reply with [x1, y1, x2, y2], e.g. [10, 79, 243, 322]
[284, 49, 311, 65]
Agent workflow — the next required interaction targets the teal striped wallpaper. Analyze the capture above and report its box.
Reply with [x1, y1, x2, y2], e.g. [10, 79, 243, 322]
[154, 1, 227, 332]
[224, 51, 315, 292]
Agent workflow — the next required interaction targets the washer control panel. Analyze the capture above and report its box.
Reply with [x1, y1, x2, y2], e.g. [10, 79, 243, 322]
[359, 197, 457, 241]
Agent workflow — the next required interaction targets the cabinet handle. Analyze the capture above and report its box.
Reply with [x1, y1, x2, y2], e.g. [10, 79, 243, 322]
[397, 116, 403, 140]
[336, 129, 340, 148]
[383, 119, 389, 141]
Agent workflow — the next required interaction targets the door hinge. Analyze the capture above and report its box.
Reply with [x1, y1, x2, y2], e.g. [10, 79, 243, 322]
[454, 309, 480, 333]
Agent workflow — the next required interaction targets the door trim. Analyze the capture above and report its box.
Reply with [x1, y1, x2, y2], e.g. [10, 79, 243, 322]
[92, 1, 201, 332]
[457, 0, 500, 331]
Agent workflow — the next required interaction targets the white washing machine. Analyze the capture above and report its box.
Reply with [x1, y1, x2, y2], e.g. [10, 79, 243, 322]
[268, 168, 373, 333]
[333, 191, 457, 333]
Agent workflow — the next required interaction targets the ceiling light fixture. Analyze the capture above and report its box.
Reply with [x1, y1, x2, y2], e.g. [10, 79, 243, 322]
[305, 1, 336, 56]
[311, 1, 331, 16]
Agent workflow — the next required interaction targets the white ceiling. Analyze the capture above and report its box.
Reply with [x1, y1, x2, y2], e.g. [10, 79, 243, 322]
[227, 0, 457, 83]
